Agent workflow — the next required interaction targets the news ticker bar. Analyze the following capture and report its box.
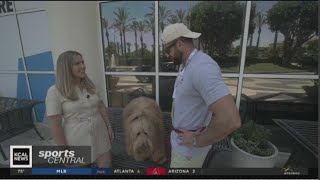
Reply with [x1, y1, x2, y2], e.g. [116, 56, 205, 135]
[10, 168, 309, 175]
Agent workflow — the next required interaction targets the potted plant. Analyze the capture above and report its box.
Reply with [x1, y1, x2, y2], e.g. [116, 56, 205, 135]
[231, 121, 279, 168]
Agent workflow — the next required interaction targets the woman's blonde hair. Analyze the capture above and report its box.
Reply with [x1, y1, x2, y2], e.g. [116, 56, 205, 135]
[55, 50, 96, 100]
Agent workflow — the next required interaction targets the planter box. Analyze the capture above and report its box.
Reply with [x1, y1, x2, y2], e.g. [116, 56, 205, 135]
[231, 137, 279, 168]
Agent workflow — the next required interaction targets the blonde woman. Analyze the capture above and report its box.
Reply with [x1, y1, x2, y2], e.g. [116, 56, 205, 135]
[45, 51, 114, 168]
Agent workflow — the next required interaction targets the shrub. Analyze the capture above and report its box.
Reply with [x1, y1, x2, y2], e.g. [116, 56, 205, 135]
[233, 121, 274, 156]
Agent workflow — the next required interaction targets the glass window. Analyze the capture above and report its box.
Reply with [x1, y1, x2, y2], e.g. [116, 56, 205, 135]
[159, 1, 246, 73]
[106, 75, 155, 108]
[159, 76, 238, 112]
[245, 1, 318, 74]
[240, 78, 318, 124]
[17, 11, 54, 71]
[225, 78, 238, 97]
[159, 76, 175, 112]
[100, 1, 155, 72]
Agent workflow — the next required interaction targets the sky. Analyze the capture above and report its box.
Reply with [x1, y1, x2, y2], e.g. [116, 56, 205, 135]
[100, 1, 292, 51]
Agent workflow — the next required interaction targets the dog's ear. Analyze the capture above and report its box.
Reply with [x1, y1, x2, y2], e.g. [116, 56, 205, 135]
[146, 137, 154, 155]
[150, 122, 166, 163]
[143, 115, 166, 163]
[125, 126, 135, 156]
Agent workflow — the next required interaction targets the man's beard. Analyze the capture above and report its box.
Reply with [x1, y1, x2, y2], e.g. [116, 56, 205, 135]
[173, 51, 183, 65]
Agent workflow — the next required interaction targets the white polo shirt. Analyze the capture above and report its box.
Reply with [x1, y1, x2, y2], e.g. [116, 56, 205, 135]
[171, 50, 230, 157]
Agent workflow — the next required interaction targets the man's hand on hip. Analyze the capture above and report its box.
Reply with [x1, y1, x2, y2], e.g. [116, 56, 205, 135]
[177, 129, 201, 148]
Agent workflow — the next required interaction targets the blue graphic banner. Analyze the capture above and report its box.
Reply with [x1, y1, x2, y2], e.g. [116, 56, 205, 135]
[31, 168, 93, 175]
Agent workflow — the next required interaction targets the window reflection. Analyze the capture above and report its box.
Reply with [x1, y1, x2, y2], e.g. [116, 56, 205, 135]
[159, 76, 238, 112]
[100, 1, 155, 72]
[159, 76, 175, 112]
[240, 78, 318, 124]
[159, 1, 246, 73]
[245, 1, 318, 74]
[106, 75, 155, 108]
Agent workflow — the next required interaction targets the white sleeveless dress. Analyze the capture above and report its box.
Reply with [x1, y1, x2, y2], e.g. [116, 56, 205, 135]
[45, 85, 111, 163]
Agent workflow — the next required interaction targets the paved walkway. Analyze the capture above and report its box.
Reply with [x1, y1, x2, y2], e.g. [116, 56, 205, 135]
[113, 76, 313, 98]
[224, 78, 313, 97]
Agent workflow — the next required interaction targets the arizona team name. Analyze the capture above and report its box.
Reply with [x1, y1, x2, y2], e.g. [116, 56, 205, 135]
[168, 169, 190, 174]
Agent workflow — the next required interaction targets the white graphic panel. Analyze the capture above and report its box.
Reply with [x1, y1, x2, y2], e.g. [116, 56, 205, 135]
[14, 1, 46, 12]
[0, 74, 17, 97]
[17, 11, 51, 57]
[0, 15, 23, 71]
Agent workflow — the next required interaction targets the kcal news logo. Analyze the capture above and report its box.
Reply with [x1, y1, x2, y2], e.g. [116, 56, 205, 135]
[10, 145, 32, 168]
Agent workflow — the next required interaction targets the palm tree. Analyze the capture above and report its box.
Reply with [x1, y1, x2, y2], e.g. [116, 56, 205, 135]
[101, 17, 111, 48]
[116, 42, 120, 56]
[176, 9, 187, 23]
[127, 42, 131, 53]
[159, 5, 171, 33]
[255, 10, 267, 50]
[159, 5, 171, 57]
[137, 21, 147, 63]
[112, 19, 123, 56]
[272, 31, 279, 58]
[186, 8, 192, 28]
[168, 16, 178, 24]
[114, 7, 131, 61]
[249, 34, 254, 46]
[248, 2, 257, 47]
[129, 20, 139, 55]
[145, 3, 155, 56]
[144, 16, 155, 56]
[145, 2, 155, 18]
[101, 17, 112, 66]
[168, 9, 187, 25]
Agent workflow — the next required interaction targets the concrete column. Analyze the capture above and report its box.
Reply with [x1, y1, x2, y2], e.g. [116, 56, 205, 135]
[46, 1, 107, 104]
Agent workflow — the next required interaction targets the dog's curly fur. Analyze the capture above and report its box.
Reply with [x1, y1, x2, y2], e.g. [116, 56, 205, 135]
[123, 97, 166, 163]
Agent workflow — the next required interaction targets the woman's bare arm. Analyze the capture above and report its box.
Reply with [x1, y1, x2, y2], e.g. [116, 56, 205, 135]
[98, 101, 112, 128]
[48, 115, 67, 146]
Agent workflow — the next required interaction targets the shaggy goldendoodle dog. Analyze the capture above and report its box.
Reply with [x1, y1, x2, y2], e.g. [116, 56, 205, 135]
[123, 96, 166, 164]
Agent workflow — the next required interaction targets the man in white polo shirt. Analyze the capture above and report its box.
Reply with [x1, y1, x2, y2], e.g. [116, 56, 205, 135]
[161, 23, 241, 168]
